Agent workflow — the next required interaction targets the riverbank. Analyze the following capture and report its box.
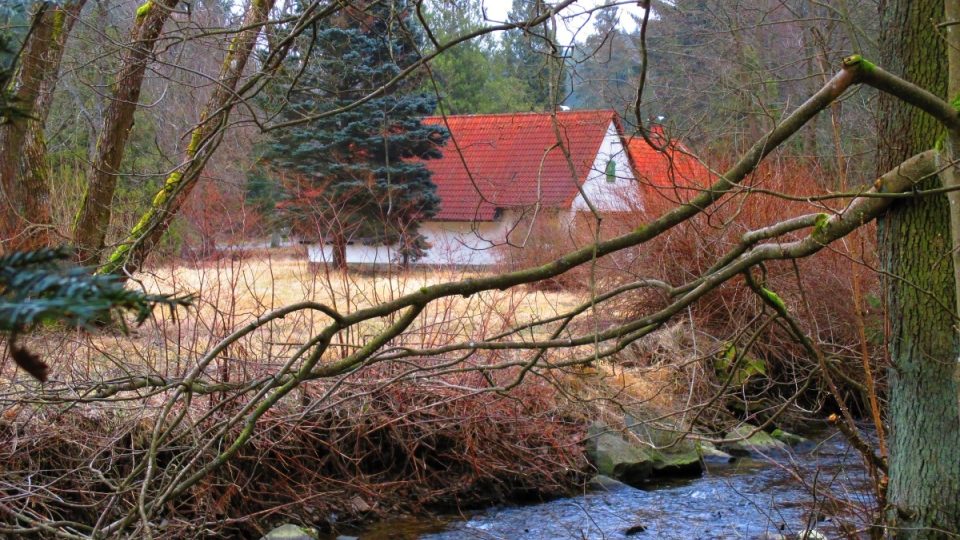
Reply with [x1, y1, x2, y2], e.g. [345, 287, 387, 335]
[256, 361, 865, 540]
[310, 429, 870, 540]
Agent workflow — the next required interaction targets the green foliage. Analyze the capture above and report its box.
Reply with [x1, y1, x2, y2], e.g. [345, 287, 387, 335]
[567, 7, 642, 114]
[418, 0, 535, 113]
[0, 37, 19, 121]
[501, 0, 566, 109]
[714, 343, 767, 385]
[426, 38, 532, 113]
[256, 1, 449, 263]
[0, 247, 189, 333]
[135, 1, 152, 22]
[244, 161, 285, 232]
[0, 247, 191, 380]
[0, 3, 31, 123]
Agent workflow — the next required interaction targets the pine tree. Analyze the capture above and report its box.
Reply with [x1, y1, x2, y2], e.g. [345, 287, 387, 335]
[259, 1, 449, 268]
[502, 0, 566, 110]
[568, 8, 642, 115]
[419, 0, 532, 113]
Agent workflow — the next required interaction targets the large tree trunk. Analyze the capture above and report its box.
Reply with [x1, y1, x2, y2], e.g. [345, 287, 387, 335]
[72, 0, 179, 265]
[0, 1, 85, 251]
[99, 0, 276, 276]
[877, 0, 960, 537]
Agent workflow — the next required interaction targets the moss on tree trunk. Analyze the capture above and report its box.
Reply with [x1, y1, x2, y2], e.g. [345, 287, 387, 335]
[0, 3, 75, 251]
[877, 1, 960, 536]
[72, 0, 178, 265]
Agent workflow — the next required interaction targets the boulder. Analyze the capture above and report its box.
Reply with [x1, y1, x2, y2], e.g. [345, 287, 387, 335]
[720, 424, 789, 457]
[587, 474, 630, 491]
[624, 415, 708, 476]
[771, 428, 814, 451]
[586, 424, 657, 486]
[586, 422, 703, 486]
[696, 441, 736, 466]
[651, 450, 703, 477]
[260, 524, 318, 540]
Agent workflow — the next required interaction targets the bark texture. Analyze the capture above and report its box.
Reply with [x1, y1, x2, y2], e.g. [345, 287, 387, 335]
[72, 0, 179, 264]
[101, 0, 275, 275]
[0, 2, 84, 250]
[877, 0, 960, 537]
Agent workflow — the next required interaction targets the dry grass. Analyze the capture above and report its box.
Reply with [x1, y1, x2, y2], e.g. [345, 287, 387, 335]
[139, 254, 582, 351]
[0, 253, 584, 387]
[0, 253, 608, 538]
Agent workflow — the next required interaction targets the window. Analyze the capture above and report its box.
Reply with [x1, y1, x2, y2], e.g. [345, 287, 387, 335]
[605, 159, 617, 183]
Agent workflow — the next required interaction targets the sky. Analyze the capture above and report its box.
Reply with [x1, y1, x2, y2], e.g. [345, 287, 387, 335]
[478, 0, 648, 44]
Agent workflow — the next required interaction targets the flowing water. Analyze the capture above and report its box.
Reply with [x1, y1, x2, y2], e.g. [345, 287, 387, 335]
[347, 430, 873, 540]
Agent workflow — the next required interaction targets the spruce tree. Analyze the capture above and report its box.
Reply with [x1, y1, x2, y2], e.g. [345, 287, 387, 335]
[260, 1, 448, 268]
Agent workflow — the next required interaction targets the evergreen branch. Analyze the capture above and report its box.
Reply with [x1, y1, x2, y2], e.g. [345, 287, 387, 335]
[1, 246, 193, 380]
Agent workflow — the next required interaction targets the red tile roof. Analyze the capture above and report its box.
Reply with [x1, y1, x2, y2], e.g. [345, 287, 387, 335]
[625, 130, 711, 211]
[422, 110, 619, 221]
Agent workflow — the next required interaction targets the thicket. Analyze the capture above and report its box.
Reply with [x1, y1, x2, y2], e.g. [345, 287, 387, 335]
[500, 155, 884, 429]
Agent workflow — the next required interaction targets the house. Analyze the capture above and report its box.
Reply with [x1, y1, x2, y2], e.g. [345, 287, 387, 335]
[307, 110, 708, 267]
[626, 130, 711, 212]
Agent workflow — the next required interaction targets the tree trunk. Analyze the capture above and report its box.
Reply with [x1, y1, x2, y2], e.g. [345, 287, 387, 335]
[99, 0, 276, 275]
[877, 0, 960, 536]
[943, 2, 960, 431]
[72, 0, 178, 265]
[332, 234, 347, 271]
[0, 2, 84, 251]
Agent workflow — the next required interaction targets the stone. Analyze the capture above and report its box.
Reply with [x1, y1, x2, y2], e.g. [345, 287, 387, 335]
[587, 474, 630, 491]
[770, 428, 814, 451]
[651, 450, 703, 478]
[586, 424, 656, 486]
[696, 441, 737, 466]
[260, 523, 318, 540]
[623, 414, 706, 475]
[349, 495, 371, 513]
[586, 422, 703, 486]
[719, 424, 789, 457]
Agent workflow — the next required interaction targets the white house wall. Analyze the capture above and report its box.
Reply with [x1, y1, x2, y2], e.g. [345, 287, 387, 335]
[306, 219, 513, 267]
[307, 242, 396, 266]
[419, 220, 513, 266]
[571, 121, 641, 212]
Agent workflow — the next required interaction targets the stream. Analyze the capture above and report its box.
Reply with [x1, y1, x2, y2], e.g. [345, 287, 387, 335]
[345, 430, 873, 540]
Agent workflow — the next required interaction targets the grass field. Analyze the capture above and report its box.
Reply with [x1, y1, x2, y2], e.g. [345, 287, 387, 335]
[3, 253, 589, 386]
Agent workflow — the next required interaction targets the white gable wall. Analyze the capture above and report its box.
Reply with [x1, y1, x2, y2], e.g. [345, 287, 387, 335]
[307, 242, 394, 266]
[571, 121, 640, 212]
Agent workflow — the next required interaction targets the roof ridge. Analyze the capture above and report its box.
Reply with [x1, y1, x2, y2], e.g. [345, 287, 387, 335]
[423, 109, 616, 120]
